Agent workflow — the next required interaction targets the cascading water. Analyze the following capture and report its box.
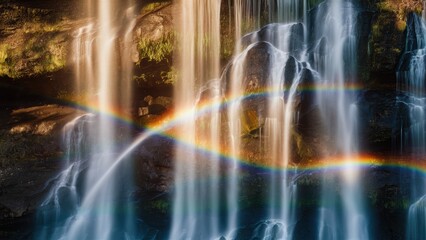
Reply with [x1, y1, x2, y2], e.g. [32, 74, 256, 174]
[225, 20, 312, 237]
[309, 1, 368, 239]
[396, 13, 426, 157]
[35, 1, 138, 239]
[170, 0, 369, 239]
[170, 0, 223, 239]
[35, 114, 93, 239]
[171, 0, 314, 238]
[396, 12, 426, 240]
[30, 1, 425, 239]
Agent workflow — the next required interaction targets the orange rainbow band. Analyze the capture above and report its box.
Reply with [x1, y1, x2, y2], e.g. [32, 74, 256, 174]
[59, 83, 426, 175]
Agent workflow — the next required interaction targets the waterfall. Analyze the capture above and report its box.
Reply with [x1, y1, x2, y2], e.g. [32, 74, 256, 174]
[310, 1, 368, 239]
[170, 1, 370, 239]
[171, 0, 313, 238]
[35, 115, 92, 240]
[29, 1, 423, 239]
[170, 0, 223, 239]
[407, 195, 426, 240]
[229, 19, 311, 237]
[231, 0, 314, 37]
[397, 13, 426, 240]
[35, 1, 138, 239]
[396, 13, 426, 156]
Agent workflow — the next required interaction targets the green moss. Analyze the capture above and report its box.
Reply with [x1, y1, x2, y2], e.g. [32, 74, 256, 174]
[141, 2, 170, 15]
[0, 23, 68, 78]
[160, 66, 178, 85]
[0, 45, 8, 64]
[137, 32, 174, 63]
[369, 191, 378, 205]
[149, 199, 170, 213]
[0, 44, 10, 76]
[292, 130, 314, 163]
[134, 66, 176, 87]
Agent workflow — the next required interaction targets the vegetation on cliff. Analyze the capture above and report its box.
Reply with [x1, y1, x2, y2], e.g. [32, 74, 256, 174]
[0, 4, 74, 78]
[369, 0, 423, 75]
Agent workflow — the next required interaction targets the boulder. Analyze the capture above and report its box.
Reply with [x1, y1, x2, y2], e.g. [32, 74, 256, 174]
[283, 56, 301, 88]
[241, 22, 305, 57]
[134, 3, 174, 63]
[222, 41, 282, 119]
[133, 135, 174, 193]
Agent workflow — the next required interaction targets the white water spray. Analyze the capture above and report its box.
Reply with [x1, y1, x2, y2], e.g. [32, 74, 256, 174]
[312, 1, 368, 239]
[36, 1, 137, 239]
[170, 0, 223, 239]
[397, 12, 426, 240]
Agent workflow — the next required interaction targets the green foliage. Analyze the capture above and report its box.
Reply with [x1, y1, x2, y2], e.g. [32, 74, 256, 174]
[137, 32, 174, 63]
[0, 44, 10, 76]
[367, 0, 422, 73]
[160, 66, 178, 84]
[0, 25, 68, 78]
[0, 2, 71, 78]
[0, 45, 8, 63]
[134, 65, 176, 87]
[377, 1, 423, 20]
[141, 2, 171, 15]
[150, 200, 169, 213]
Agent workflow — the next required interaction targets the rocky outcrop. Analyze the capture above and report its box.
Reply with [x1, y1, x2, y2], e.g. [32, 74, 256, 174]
[132, 2, 176, 88]
[134, 135, 174, 193]
[366, 0, 423, 86]
[134, 2, 174, 63]
[357, 90, 397, 153]
[0, 3, 77, 78]
[0, 0, 175, 92]
[0, 104, 81, 238]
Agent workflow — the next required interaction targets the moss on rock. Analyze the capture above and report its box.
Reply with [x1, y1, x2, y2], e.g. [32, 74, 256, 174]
[368, 0, 423, 75]
[137, 32, 174, 63]
[0, 3, 75, 78]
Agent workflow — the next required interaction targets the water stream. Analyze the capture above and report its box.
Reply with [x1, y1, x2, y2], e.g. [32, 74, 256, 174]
[35, 0, 138, 239]
[397, 12, 426, 240]
[33, 1, 426, 239]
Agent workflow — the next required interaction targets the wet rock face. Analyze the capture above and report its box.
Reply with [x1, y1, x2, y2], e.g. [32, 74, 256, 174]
[404, 13, 426, 52]
[357, 90, 397, 153]
[0, 104, 81, 238]
[0, 1, 86, 79]
[0, 105, 80, 166]
[366, 0, 423, 78]
[397, 13, 426, 91]
[242, 23, 305, 57]
[221, 41, 275, 117]
[133, 135, 174, 193]
[134, 3, 174, 63]
[283, 56, 299, 88]
[243, 42, 273, 94]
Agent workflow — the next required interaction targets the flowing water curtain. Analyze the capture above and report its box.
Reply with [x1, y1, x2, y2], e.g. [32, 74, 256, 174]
[396, 13, 426, 156]
[35, 1, 139, 239]
[170, 0, 223, 239]
[222, 0, 314, 237]
[230, 0, 313, 38]
[35, 115, 92, 240]
[308, 1, 369, 239]
[396, 12, 426, 240]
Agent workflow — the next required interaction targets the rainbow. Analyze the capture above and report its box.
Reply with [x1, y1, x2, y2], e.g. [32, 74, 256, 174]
[59, 83, 426, 176]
